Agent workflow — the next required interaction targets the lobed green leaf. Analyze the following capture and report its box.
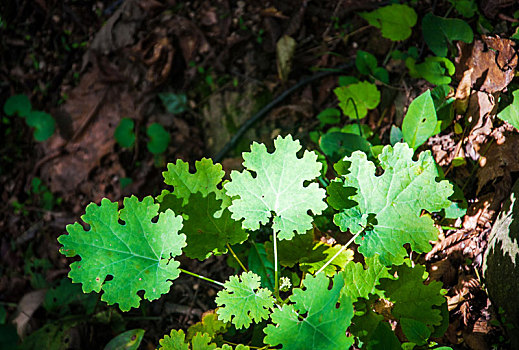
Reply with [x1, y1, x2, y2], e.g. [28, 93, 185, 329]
[331, 143, 453, 266]
[224, 135, 326, 240]
[58, 196, 186, 311]
[215, 272, 274, 329]
[264, 273, 354, 350]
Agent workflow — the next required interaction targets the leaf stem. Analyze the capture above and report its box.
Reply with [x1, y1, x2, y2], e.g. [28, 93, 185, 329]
[226, 243, 248, 272]
[346, 97, 362, 136]
[315, 231, 362, 275]
[273, 229, 279, 299]
[318, 176, 329, 187]
[179, 268, 225, 288]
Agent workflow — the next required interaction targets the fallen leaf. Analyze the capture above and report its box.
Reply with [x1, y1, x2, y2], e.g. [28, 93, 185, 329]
[455, 36, 517, 94]
[477, 133, 519, 192]
[276, 35, 296, 82]
[88, 0, 145, 55]
[464, 91, 497, 161]
[454, 68, 473, 114]
[41, 64, 137, 196]
[12, 290, 46, 338]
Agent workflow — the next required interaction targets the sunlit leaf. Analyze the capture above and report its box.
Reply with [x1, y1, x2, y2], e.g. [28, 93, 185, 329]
[360, 4, 417, 41]
[330, 143, 453, 265]
[224, 135, 326, 240]
[58, 196, 186, 311]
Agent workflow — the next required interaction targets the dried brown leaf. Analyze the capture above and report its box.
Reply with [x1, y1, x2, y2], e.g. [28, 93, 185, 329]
[477, 133, 519, 192]
[455, 36, 517, 94]
[455, 68, 473, 114]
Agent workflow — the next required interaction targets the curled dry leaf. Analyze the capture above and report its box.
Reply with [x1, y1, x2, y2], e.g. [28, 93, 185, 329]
[464, 91, 497, 161]
[455, 36, 517, 94]
[477, 133, 519, 192]
[88, 0, 145, 56]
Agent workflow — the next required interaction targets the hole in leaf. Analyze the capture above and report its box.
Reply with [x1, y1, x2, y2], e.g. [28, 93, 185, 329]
[151, 215, 159, 223]
[118, 219, 125, 225]
[105, 275, 114, 282]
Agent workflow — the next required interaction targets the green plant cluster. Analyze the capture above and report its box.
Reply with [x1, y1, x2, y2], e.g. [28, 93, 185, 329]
[58, 133, 455, 349]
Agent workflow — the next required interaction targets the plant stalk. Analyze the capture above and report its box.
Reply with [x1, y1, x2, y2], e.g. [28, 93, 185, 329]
[315, 231, 362, 275]
[273, 229, 279, 298]
[179, 268, 225, 288]
[226, 243, 248, 272]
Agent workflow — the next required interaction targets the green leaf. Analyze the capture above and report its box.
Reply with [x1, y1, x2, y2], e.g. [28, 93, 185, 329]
[159, 330, 249, 350]
[400, 318, 431, 345]
[159, 92, 188, 114]
[407, 56, 455, 85]
[265, 229, 317, 268]
[372, 67, 389, 84]
[497, 89, 519, 130]
[19, 321, 76, 350]
[422, 13, 473, 57]
[334, 81, 380, 119]
[379, 263, 446, 345]
[25, 111, 55, 141]
[356, 50, 378, 75]
[163, 158, 225, 204]
[147, 123, 170, 154]
[360, 4, 417, 41]
[350, 301, 401, 350]
[331, 143, 453, 265]
[263, 273, 354, 350]
[326, 180, 357, 211]
[224, 135, 327, 240]
[191, 333, 217, 350]
[319, 131, 372, 161]
[43, 278, 97, 315]
[172, 192, 247, 260]
[340, 255, 391, 302]
[104, 329, 145, 350]
[341, 124, 373, 138]
[299, 242, 354, 277]
[248, 242, 275, 291]
[390, 125, 403, 146]
[402, 90, 437, 150]
[355, 51, 389, 84]
[4, 94, 31, 117]
[187, 311, 228, 342]
[338, 75, 359, 86]
[114, 118, 135, 148]
[158, 329, 189, 350]
[58, 196, 186, 311]
[448, 0, 478, 18]
[317, 108, 341, 125]
[215, 271, 274, 329]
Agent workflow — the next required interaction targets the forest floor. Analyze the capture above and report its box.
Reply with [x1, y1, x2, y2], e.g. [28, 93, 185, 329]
[1, 0, 519, 349]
